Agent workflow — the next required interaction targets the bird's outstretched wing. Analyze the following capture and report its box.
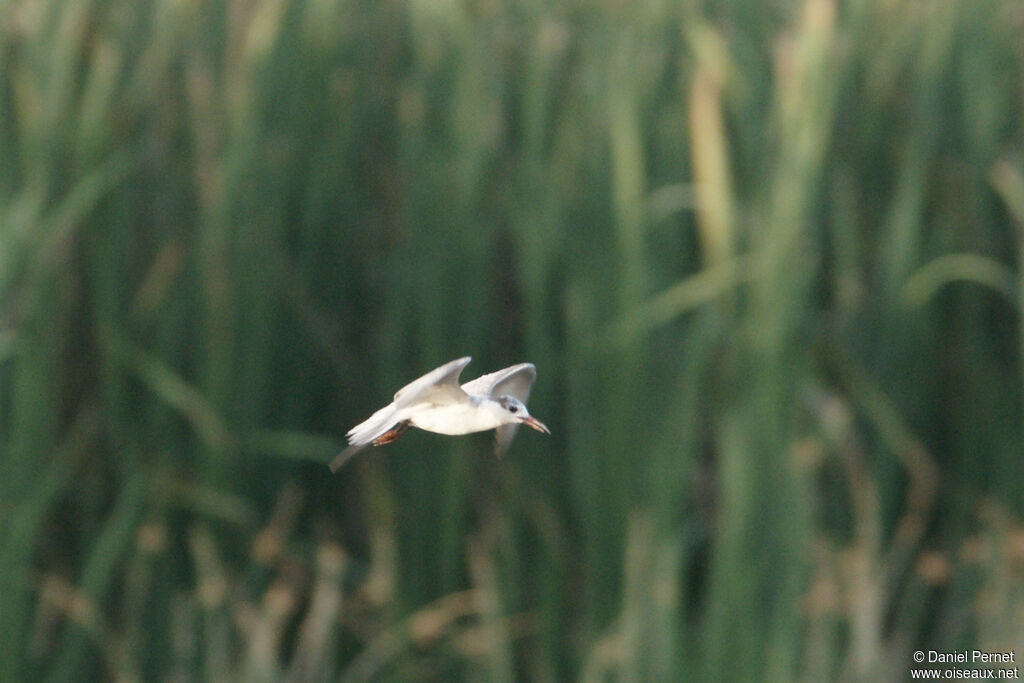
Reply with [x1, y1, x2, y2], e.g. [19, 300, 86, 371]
[393, 356, 473, 407]
[460, 363, 536, 402]
[461, 363, 538, 457]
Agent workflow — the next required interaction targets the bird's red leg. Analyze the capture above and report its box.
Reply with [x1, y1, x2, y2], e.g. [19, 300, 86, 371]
[373, 421, 410, 446]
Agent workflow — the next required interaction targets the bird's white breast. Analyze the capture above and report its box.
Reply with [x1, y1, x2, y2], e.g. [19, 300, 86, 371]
[407, 400, 505, 435]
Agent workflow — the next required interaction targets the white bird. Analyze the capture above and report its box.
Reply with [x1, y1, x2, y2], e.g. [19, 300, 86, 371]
[329, 357, 550, 472]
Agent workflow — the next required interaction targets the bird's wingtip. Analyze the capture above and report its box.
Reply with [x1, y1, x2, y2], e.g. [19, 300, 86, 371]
[328, 444, 365, 473]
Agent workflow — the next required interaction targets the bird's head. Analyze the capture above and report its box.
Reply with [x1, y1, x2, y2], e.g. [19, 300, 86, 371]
[495, 395, 550, 434]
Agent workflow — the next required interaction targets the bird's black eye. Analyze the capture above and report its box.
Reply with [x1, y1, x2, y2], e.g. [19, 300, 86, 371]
[508, 405, 518, 413]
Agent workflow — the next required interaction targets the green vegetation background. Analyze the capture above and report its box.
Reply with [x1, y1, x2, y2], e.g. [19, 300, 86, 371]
[2, 0, 1023, 680]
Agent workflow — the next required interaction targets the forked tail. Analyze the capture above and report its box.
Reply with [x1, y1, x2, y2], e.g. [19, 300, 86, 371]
[329, 404, 399, 473]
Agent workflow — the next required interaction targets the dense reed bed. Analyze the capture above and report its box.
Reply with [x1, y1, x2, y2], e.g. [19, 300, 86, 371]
[1, 0, 1023, 679]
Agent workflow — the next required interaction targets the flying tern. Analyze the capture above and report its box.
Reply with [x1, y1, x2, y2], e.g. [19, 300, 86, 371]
[329, 357, 549, 472]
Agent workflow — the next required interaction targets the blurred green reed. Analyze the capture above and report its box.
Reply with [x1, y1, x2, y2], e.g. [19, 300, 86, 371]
[1, 0, 1023, 680]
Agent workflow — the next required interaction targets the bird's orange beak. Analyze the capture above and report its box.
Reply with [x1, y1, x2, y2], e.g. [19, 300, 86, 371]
[521, 416, 551, 434]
